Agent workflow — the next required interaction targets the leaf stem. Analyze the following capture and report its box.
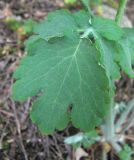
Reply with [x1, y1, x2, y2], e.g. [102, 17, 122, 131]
[102, 148, 107, 160]
[87, 6, 93, 16]
[80, 0, 93, 16]
[103, 100, 122, 153]
[104, 100, 114, 142]
[87, 2, 93, 17]
[115, 0, 128, 25]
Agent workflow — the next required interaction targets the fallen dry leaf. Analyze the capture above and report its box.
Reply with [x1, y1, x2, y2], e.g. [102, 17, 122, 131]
[3, 4, 13, 18]
[74, 148, 88, 160]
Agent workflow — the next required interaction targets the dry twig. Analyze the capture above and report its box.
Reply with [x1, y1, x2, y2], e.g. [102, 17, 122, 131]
[10, 98, 28, 160]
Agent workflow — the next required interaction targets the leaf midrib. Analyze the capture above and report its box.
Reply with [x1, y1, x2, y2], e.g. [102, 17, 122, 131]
[53, 39, 82, 104]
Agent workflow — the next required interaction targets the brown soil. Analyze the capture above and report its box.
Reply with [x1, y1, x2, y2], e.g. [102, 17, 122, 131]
[0, 0, 134, 160]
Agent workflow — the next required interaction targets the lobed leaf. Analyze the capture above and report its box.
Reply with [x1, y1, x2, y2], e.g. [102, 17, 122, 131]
[13, 34, 111, 134]
[12, 9, 129, 134]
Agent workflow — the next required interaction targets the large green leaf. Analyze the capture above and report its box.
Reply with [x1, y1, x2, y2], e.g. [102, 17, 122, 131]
[12, 9, 128, 135]
[33, 9, 124, 82]
[12, 34, 111, 134]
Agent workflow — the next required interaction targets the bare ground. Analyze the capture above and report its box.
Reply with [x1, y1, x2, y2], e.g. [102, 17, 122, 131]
[0, 0, 134, 160]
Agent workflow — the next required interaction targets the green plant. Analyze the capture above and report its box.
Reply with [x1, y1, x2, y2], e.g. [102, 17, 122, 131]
[119, 144, 133, 160]
[12, 0, 134, 159]
[4, 18, 36, 36]
[64, 0, 102, 6]
[64, 0, 77, 5]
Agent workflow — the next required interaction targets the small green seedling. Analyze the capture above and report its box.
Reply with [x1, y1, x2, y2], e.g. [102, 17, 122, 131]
[119, 144, 133, 160]
[4, 17, 36, 36]
[12, 0, 134, 159]
[64, 0, 77, 5]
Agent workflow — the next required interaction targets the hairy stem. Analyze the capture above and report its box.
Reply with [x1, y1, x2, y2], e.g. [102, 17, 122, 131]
[102, 148, 107, 160]
[103, 100, 122, 153]
[115, 0, 128, 25]
[87, 0, 93, 17]
[80, 0, 93, 16]
[102, 101, 114, 160]
[104, 100, 114, 141]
